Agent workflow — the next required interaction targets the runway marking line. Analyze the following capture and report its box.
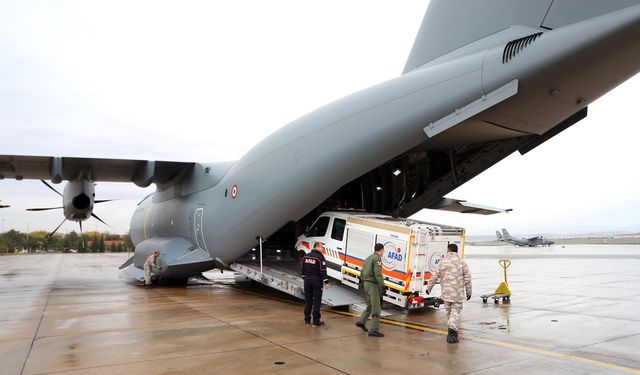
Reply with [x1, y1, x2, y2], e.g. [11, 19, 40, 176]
[230, 285, 640, 374]
[330, 310, 640, 375]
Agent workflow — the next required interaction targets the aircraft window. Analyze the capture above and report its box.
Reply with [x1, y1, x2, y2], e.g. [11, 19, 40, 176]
[331, 218, 346, 241]
[307, 216, 330, 237]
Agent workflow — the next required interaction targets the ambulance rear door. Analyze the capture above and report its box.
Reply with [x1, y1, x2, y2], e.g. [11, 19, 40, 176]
[408, 228, 428, 292]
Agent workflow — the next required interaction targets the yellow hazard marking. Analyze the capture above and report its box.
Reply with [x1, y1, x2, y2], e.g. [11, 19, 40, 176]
[219, 277, 639, 374]
[342, 267, 360, 277]
[467, 336, 640, 375]
[404, 234, 414, 293]
[143, 204, 153, 240]
[329, 310, 640, 375]
[330, 309, 447, 335]
[341, 265, 407, 293]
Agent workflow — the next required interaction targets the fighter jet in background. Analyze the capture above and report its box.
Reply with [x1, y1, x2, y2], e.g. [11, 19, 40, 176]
[1, 0, 638, 281]
[496, 228, 554, 247]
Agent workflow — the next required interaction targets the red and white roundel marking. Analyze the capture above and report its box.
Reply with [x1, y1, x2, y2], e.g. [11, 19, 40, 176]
[231, 184, 238, 199]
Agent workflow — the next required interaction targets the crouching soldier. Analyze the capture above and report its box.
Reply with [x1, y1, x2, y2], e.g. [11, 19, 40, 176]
[144, 251, 160, 288]
[426, 244, 471, 343]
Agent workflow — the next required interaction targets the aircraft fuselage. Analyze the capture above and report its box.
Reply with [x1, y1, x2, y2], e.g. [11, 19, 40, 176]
[128, 6, 639, 278]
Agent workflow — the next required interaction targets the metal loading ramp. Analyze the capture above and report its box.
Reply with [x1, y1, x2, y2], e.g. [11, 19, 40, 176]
[230, 260, 365, 307]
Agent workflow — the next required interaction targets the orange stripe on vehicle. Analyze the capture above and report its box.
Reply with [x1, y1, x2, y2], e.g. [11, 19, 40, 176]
[345, 255, 364, 266]
[382, 269, 409, 281]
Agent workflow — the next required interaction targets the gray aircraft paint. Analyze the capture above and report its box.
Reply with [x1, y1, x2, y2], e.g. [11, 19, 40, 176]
[2, 1, 640, 279]
[190, 4, 640, 265]
[404, 0, 640, 73]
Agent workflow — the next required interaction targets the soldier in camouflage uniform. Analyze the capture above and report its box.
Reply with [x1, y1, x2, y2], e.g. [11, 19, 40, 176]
[355, 243, 386, 337]
[143, 251, 160, 288]
[426, 243, 471, 343]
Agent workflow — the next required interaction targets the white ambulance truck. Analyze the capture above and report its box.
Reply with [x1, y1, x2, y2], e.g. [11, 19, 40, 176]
[295, 211, 465, 309]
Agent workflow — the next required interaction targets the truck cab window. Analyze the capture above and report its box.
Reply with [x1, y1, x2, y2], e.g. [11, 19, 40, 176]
[307, 216, 330, 237]
[331, 218, 346, 241]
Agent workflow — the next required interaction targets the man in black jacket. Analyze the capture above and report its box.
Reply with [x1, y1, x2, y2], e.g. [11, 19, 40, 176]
[300, 241, 331, 326]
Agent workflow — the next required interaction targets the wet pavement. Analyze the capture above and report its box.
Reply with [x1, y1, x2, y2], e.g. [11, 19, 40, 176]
[1, 245, 639, 374]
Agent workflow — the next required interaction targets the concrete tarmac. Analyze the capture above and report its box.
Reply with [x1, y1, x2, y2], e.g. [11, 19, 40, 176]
[1, 245, 639, 375]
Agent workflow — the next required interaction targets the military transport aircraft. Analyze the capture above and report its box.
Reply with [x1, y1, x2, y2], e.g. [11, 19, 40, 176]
[496, 228, 554, 247]
[1, 0, 639, 281]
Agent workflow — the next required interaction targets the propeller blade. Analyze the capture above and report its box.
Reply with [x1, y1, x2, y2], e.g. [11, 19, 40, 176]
[26, 207, 64, 211]
[91, 213, 113, 228]
[94, 199, 116, 204]
[41, 180, 63, 197]
[79, 221, 85, 249]
[48, 218, 66, 237]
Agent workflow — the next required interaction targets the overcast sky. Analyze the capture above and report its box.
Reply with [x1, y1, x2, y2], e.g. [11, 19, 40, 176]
[1, 1, 638, 237]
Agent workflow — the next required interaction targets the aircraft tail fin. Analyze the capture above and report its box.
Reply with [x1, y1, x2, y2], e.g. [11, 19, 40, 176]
[403, 0, 640, 73]
[501, 228, 511, 239]
[495, 231, 503, 240]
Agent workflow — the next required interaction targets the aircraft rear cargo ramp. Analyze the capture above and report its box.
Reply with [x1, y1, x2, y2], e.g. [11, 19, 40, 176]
[230, 260, 365, 306]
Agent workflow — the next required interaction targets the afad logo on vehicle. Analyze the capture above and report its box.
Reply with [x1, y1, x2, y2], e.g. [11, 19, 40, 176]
[428, 252, 445, 273]
[381, 242, 403, 271]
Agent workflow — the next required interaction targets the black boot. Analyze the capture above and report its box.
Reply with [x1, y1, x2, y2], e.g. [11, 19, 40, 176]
[447, 328, 459, 343]
[355, 321, 368, 332]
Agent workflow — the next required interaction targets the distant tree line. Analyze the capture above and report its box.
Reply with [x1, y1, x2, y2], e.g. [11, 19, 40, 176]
[0, 230, 134, 253]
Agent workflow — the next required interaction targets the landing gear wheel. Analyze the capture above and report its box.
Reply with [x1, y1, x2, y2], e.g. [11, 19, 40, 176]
[482, 298, 487, 303]
[494, 298, 499, 304]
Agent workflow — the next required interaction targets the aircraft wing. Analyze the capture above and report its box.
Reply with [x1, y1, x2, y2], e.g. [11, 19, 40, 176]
[427, 197, 512, 215]
[0, 200, 9, 208]
[0, 155, 195, 187]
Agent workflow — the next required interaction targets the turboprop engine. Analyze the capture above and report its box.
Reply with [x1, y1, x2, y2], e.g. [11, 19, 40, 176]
[27, 169, 114, 245]
[62, 179, 95, 221]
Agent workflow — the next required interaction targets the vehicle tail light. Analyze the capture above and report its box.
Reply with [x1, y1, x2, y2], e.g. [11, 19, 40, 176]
[409, 296, 424, 305]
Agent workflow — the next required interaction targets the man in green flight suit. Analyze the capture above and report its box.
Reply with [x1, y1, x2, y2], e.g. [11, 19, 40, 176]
[355, 243, 386, 337]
